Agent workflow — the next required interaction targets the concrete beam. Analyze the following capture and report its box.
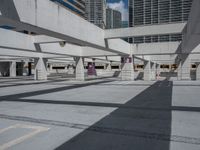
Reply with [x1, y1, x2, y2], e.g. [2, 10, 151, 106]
[81, 47, 117, 57]
[0, 0, 130, 55]
[105, 23, 186, 39]
[33, 35, 64, 44]
[133, 42, 181, 55]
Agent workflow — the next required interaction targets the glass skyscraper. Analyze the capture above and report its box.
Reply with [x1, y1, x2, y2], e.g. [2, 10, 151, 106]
[85, 0, 106, 29]
[128, 0, 193, 43]
[106, 8, 122, 29]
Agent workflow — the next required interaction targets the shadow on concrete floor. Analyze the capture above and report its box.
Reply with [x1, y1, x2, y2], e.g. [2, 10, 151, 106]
[0, 80, 114, 100]
[56, 80, 173, 150]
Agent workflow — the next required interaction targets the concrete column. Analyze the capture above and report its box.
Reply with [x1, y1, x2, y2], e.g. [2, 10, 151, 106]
[196, 63, 200, 80]
[151, 63, 156, 80]
[156, 64, 160, 73]
[181, 57, 191, 80]
[76, 57, 85, 81]
[177, 54, 191, 80]
[156, 64, 160, 80]
[23, 61, 29, 76]
[106, 62, 112, 71]
[121, 56, 134, 80]
[177, 62, 182, 80]
[50, 64, 53, 71]
[104, 64, 106, 70]
[144, 60, 152, 81]
[9, 61, 16, 77]
[34, 57, 47, 80]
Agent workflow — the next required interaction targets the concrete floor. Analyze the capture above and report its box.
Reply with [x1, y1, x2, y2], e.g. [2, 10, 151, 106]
[0, 77, 200, 150]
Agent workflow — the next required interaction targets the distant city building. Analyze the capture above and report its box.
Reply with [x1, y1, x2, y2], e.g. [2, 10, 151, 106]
[122, 21, 129, 28]
[85, 0, 106, 29]
[128, 0, 193, 43]
[106, 8, 122, 29]
[50, 0, 85, 18]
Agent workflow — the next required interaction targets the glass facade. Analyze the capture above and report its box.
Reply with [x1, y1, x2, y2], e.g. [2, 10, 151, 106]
[50, 0, 85, 18]
[133, 34, 183, 44]
[128, 0, 193, 43]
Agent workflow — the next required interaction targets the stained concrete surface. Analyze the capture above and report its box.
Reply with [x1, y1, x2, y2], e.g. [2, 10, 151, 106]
[0, 77, 200, 150]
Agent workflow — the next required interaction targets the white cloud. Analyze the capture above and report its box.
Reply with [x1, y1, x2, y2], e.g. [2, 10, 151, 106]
[0, 11, 1, 15]
[107, 0, 128, 21]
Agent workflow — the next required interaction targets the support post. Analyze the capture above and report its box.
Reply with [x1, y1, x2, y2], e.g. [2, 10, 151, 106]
[177, 54, 191, 80]
[196, 63, 200, 80]
[144, 60, 151, 81]
[106, 62, 112, 71]
[121, 55, 134, 80]
[151, 63, 156, 80]
[34, 57, 47, 80]
[23, 61, 29, 76]
[9, 61, 16, 77]
[76, 57, 85, 81]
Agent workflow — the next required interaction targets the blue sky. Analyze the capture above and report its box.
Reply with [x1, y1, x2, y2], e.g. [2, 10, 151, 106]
[106, 0, 128, 21]
[106, 0, 128, 8]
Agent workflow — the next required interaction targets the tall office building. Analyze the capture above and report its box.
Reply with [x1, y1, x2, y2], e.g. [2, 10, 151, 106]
[106, 8, 122, 29]
[50, 0, 85, 18]
[128, 0, 193, 43]
[85, 0, 107, 29]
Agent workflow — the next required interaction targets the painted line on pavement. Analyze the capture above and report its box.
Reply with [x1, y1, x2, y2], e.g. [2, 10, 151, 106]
[0, 124, 49, 150]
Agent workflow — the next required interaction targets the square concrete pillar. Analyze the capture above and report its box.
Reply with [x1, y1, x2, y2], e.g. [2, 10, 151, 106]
[151, 63, 156, 80]
[177, 54, 191, 80]
[23, 61, 29, 76]
[34, 58, 47, 80]
[49, 64, 53, 71]
[196, 63, 200, 80]
[121, 56, 134, 80]
[106, 62, 112, 71]
[144, 60, 152, 81]
[155, 64, 160, 80]
[177, 62, 182, 80]
[9, 61, 16, 77]
[76, 57, 85, 81]
[156, 64, 160, 74]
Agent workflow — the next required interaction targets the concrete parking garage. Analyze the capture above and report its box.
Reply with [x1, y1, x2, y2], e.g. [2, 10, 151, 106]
[0, 77, 200, 150]
[0, 0, 200, 149]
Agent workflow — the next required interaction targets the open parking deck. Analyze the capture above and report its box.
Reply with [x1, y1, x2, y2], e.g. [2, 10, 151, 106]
[0, 0, 200, 149]
[0, 77, 200, 150]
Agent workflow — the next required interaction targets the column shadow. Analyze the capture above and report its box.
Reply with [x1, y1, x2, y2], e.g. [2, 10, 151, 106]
[56, 80, 173, 150]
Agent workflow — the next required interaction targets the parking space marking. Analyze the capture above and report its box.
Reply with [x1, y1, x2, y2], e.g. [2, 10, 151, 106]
[0, 125, 18, 134]
[0, 124, 49, 150]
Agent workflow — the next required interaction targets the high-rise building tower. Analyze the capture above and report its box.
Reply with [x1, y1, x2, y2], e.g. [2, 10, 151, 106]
[106, 8, 122, 29]
[85, 0, 106, 29]
[50, 0, 85, 18]
[128, 0, 193, 43]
